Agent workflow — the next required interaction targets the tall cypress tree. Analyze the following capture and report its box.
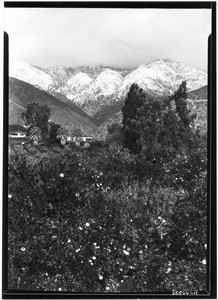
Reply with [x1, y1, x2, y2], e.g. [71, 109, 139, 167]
[122, 83, 144, 153]
[173, 81, 191, 127]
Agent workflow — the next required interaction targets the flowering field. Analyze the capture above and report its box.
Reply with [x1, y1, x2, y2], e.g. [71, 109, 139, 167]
[8, 141, 207, 293]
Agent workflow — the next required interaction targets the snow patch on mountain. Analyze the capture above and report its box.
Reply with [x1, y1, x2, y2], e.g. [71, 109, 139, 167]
[43, 65, 74, 87]
[9, 61, 54, 91]
[91, 69, 123, 96]
[57, 69, 123, 109]
[118, 59, 207, 98]
[57, 72, 93, 103]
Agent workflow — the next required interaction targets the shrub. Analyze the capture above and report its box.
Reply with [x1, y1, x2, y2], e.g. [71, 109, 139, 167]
[8, 144, 207, 292]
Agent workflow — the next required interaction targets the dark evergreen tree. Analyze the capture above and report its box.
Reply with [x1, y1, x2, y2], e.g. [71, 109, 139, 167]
[122, 83, 145, 153]
[48, 121, 61, 144]
[135, 97, 164, 160]
[171, 81, 197, 151]
[21, 102, 51, 135]
[173, 81, 189, 126]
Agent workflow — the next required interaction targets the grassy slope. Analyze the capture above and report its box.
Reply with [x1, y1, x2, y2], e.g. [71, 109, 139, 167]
[187, 86, 207, 100]
[9, 77, 97, 135]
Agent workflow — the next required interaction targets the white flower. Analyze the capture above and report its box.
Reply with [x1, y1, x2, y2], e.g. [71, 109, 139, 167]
[59, 173, 64, 178]
[75, 193, 80, 197]
[92, 256, 96, 260]
[93, 242, 97, 246]
[202, 259, 206, 265]
[100, 172, 103, 176]
[166, 267, 172, 273]
[21, 247, 26, 252]
[8, 194, 12, 198]
[67, 239, 71, 243]
[45, 272, 48, 276]
[106, 286, 110, 290]
[58, 288, 62, 291]
[123, 250, 130, 255]
[75, 248, 80, 253]
[85, 222, 90, 227]
[139, 250, 143, 254]
[79, 226, 83, 230]
[204, 244, 207, 249]
[99, 275, 103, 280]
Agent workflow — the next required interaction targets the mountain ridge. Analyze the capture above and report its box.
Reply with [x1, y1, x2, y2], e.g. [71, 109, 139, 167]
[9, 59, 207, 133]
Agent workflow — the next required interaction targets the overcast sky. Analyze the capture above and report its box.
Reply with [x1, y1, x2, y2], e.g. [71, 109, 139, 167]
[4, 8, 211, 71]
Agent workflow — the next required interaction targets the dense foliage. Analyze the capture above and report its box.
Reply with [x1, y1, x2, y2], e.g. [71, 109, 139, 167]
[21, 102, 51, 136]
[8, 82, 208, 293]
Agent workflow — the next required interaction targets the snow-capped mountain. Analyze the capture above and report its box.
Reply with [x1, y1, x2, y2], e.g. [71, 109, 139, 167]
[9, 61, 54, 91]
[9, 59, 207, 117]
[43, 65, 74, 88]
[58, 72, 93, 102]
[56, 69, 123, 112]
[117, 59, 206, 98]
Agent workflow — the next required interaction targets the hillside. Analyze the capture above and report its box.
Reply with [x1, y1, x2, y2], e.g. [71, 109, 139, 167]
[9, 77, 97, 135]
[187, 85, 207, 100]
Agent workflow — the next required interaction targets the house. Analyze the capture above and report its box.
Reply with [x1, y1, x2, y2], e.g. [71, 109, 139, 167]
[72, 136, 94, 148]
[9, 131, 27, 139]
[9, 124, 29, 139]
[83, 137, 94, 142]
[67, 136, 73, 143]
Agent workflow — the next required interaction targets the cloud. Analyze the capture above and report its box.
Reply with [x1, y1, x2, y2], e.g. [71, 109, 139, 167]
[4, 8, 211, 71]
